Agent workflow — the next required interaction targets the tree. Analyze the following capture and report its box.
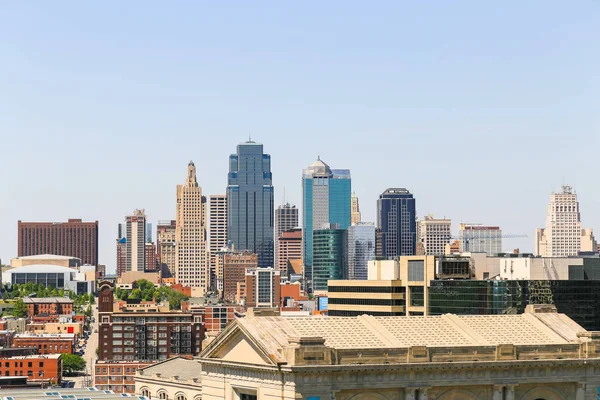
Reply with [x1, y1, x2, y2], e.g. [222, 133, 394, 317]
[129, 288, 142, 300]
[61, 353, 86, 376]
[12, 299, 27, 318]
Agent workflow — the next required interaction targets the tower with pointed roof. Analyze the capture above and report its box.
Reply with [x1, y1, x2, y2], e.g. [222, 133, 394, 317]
[175, 160, 208, 289]
[226, 140, 274, 268]
[302, 157, 351, 289]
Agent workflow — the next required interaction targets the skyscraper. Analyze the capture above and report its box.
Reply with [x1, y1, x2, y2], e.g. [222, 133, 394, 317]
[377, 188, 417, 258]
[535, 185, 594, 257]
[226, 140, 274, 268]
[459, 224, 502, 255]
[351, 192, 361, 225]
[209, 194, 228, 290]
[18, 219, 99, 266]
[302, 157, 351, 284]
[274, 203, 298, 270]
[175, 161, 208, 289]
[125, 209, 146, 273]
[157, 220, 176, 277]
[276, 227, 302, 274]
[312, 223, 347, 292]
[347, 222, 376, 280]
[418, 215, 451, 256]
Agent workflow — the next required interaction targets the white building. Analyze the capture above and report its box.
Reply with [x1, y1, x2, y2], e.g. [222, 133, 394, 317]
[125, 209, 146, 273]
[418, 215, 451, 256]
[175, 161, 208, 290]
[2, 264, 95, 294]
[535, 185, 595, 257]
[459, 224, 502, 255]
[209, 194, 227, 290]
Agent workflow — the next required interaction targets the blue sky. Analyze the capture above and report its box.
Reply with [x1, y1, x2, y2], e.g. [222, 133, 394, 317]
[1, 2, 598, 272]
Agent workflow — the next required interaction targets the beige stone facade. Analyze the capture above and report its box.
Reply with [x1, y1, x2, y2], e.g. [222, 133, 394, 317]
[199, 309, 600, 400]
[176, 161, 208, 290]
[136, 357, 202, 400]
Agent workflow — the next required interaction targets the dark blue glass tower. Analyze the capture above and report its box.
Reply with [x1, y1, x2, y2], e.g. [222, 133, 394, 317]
[227, 140, 274, 268]
[377, 188, 416, 258]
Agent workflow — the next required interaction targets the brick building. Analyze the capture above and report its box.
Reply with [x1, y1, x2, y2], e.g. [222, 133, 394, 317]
[13, 333, 76, 355]
[144, 242, 158, 272]
[0, 354, 62, 383]
[23, 297, 74, 317]
[97, 282, 203, 363]
[222, 251, 258, 303]
[95, 360, 152, 394]
[18, 219, 99, 266]
[276, 228, 302, 274]
[245, 267, 280, 308]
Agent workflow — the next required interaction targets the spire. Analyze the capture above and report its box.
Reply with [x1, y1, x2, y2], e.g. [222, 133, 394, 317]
[186, 160, 198, 187]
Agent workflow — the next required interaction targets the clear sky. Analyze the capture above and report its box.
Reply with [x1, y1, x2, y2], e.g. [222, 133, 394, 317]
[1, 2, 598, 272]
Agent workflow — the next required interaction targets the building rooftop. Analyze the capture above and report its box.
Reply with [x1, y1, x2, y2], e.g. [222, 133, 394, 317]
[14, 333, 76, 339]
[23, 297, 74, 304]
[12, 254, 80, 261]
[8, 265, 78, 274]
[138, 356, 201, 383]
[0, 354, 61, 360]
[0, 387, 147, 399]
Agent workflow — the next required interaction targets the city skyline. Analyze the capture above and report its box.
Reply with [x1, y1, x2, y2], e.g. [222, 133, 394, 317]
[1, 2, 598, 272]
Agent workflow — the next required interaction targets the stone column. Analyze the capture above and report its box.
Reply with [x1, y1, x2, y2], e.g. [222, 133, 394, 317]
[576, 382, 586, 400]
[418, 387, 431, 400]
[492, 385, 504, 400]
[404, 388, 417, 400]
[505, 385, 517, 400]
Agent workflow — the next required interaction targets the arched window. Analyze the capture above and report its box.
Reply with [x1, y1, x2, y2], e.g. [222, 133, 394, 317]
[176, 394, 187, 400]
[158, 391, 168, 399]
[140, 388, 150, 397]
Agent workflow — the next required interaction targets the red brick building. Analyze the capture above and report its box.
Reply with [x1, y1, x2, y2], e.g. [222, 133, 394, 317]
[222, 252, 258, 303]
[0, 354, 62, 383]
[144, 242, 158, 272]
[95, 360, 153, 394]
[245, 267, 281, 308]
[18, 219, 99, 266]
[23, 297, 74, 317]
[13, 333, 76, 355]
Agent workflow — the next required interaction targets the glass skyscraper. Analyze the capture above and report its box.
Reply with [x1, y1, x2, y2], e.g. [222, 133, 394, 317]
[377, 188, 417, 258]
[312, 224, 347, 292]
[226, 140, 274, 268]
[302, 158, 351, 286]
[347, 222, 376, 280]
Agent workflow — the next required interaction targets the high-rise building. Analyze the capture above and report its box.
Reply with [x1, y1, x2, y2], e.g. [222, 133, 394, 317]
[351, 192, 361, 225]
[146, 223, 153, 243]
[312, 223, 347, 292]
[274, 203, 299, 271]
[157, 220, 176, 278]
[18, 219, 99, 266]
[245, 267, 281, 308]
[418, 215, 451, 256]
[302, 158, 351, 284]
[276, 228, 302, 275]
[347, 222, 376, 280]
[125, 209, 146, 274]
[535, 185, 594, 257]
[459, 224, 502, 255]
[145, 242, 157, 272]
[226, 140, 274, 268]
[209, 195, 227, 290]
[377, 188, 417, 258]
[175, 161, 208, 289]
[116, 238, 126, 277]
[222, 251, 258, 303]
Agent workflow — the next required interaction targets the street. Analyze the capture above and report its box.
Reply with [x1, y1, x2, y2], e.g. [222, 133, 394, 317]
[70, 303, 99, 388]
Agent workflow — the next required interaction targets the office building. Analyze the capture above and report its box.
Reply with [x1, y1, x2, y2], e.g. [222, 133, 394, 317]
[346, 222, 375, 280]
[157, 220, 176, 277]
[200, 308, 600, 400]
[351, 191, 361, 225]
[222, 251, 258, 303]
[312, 224, 347, 292]
[97, 282, 204, 364]
[115, 237, 126, 277]
[17, 219, 98, 266]
[302, 158, 351, 283]
[175, 161, 208, 289]
[377, 188, 417, 258]
[328, 279, 405, 317]
[124, 209, 146, 274]
[459, 224, 503, 255]
[245, 267, 281, 308]
[418, 215, 451, 256]
[274, 203, 298, 272]
[536, 184, 595, 257]
[226, 140, 274, 268]
[144, 242, 157, 272]
[209, 195, 227, 290]
[146, 223, 153, 243]
[276, 228, 302, 275]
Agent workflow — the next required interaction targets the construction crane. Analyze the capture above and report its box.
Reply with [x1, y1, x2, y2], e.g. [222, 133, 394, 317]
[444, 233, 528, 252]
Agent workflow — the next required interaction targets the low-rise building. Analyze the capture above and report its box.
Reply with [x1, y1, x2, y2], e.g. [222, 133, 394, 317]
[13, 333, 76, 355]
[94, 360, 152, 394]
[199, 307, 600, 400]
[10, 254, 81, 269]
[245, 267, 280, 308]
[23, 297, 74, 317]
[26, 322, 83, 336]
[0, 354, 61, 384]
[3, 265, 95, 294]
[136, 356, 202, 400]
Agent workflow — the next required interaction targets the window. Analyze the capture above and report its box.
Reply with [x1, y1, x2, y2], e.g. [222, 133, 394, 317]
[408, 260, 425, 281]
[176, 394, 187, 400]
[158, 391, 168, 399]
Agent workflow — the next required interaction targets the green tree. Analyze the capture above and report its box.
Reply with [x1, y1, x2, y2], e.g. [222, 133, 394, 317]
[129, 288, 142, 300]
[61, 353, 86, 376]
[12, 298, 27, 318]
[84, 305, 92, 318]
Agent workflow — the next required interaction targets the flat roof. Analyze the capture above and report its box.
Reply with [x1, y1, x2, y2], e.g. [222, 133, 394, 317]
[0, 387, 147, 399]
[23, 297, 74, 304]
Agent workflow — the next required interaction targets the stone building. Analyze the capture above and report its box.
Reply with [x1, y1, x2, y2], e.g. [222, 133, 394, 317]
[136, 356, 201, 400]
[199, 306, 600, 400]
